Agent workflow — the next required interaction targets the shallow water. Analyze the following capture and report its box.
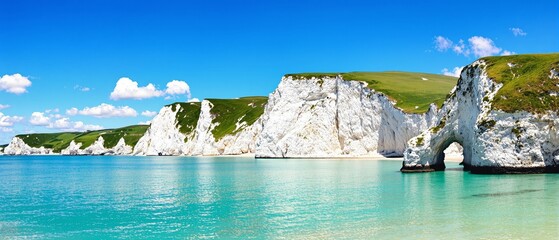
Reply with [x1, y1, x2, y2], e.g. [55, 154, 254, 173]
[0, 156, 558, 239]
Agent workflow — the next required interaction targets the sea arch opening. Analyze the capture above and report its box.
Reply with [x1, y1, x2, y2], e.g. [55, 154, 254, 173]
[432, 137, 465, 171]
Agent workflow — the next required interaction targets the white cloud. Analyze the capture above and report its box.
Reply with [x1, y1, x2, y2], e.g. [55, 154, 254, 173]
[0, 104, 9, 110]
[110, 77, 196, 101]
[66, 107, 78, 116]
[74, 85, 91, 92]
[188, 98, 200, 103]
[48, 118, 103, 131]
[138, 121, 151, 125]
[1, 127, 12, 132]
[442, 66, 464, 77]
[0, 112, 24, 127]
[510, 27, 527, 37]
[29, 112, 50, 126]
[501, 50, 516, 56]
[72, 121, 103, 131]
[0, 73, 32, 94]
[434, 35, 513, 58]
[452, 39, 469, 55]
[165, 80, 191, 98]
[468, 36, 502, 57]
[110, 77, 165, 100]
[141, 110, 157, 117]
[78, 103, 138, 118]
[434, 36, 453, 52]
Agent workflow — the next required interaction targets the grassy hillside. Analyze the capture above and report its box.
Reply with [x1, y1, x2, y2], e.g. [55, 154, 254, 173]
[482, 53, 559, 113]
[16, 132, 81, 152]
[14, 125, 149, 152]
[285, 71, 458, 113]
[167, 102, 202, 140]
[72, 125, 149, 149]
[208, 97, 268, 141]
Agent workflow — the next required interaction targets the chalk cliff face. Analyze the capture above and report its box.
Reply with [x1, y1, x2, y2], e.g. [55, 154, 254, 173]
[60, 137, 132, 155]
[133, 99, 264, 156]
[255, 76, 437, 158]
[4, 136, 133, 155]
[403, 58, 559, 173]
[4, 137, 53, 155]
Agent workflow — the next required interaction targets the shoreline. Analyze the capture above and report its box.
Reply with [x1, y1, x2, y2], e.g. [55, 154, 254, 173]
[0, 152, 464, 162]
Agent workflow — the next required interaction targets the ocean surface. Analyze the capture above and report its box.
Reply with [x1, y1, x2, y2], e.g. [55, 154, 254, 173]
[0, 156, 558, 239]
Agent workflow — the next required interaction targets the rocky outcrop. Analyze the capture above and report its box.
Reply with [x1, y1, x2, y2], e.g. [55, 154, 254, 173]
[133, 100, 263, 156]
[60, 137, 133, 155]
[4, 137, 53, 155]
[255, 76, 437, 158]
[402, 59, 559, 173]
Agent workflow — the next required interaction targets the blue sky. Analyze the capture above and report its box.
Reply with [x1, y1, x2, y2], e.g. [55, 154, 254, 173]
[0, 0, 558, 143]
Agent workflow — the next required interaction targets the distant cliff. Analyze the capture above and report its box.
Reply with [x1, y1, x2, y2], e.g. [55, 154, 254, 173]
[133, 97, 267, 156]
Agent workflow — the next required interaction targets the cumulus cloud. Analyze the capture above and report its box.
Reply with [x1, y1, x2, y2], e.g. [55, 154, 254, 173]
[138, 121, 152, 125]
[0, 112, 24, 127]
[141, 110, 157, 117]
[442, 66, 464, 77]
[48, 118, 103, 131]
[468, 36, 502, 57]
[29, 112, 50, 126]
[77, 103, 138, 118]
[165, 80, 191, 98]
[0, 73, 32, 94]
[188, 98, 201, 103]
[110, 77, 165, 100]
[434, 36, 453, 51]
[435, 35, 513, 58]
[501, 50, 516, 56]
[510, 27, 527, 37]
[0, 104, 9, 110]
[110, 77, 195, 101]
[66, 107, 78, 116]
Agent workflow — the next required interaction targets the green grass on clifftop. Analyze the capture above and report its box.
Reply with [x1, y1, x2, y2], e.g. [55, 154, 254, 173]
[72, 125, 149, 150]
[166, 102, 202, 139]
[15, 125, 148, 152]
[482, 53, 559, 114]
[16, 132, 81, 152]
[208, 97, 268, 141]
[286, 72, 458, 113]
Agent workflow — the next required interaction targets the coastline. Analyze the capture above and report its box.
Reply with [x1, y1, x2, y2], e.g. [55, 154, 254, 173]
[0, 152, 464, 162]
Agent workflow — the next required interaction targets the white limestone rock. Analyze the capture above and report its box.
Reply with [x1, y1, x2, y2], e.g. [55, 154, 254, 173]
[133, 100, 263, 156]
[60, 137, 133, 155]
[403, 60, 559, 173]
[254, 76, 437, 158]
[61, 140, 82, 155]
[4, 137, 53, 155]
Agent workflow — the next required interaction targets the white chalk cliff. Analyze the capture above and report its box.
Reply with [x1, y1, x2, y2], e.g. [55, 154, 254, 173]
[60, 137, 132, 155]
[402, 59, 559, 173]
[4, 136, 133, 155]
[133, 100, 263, 156]
[4, 137, 53, 155]
[255, 76, 437, 158]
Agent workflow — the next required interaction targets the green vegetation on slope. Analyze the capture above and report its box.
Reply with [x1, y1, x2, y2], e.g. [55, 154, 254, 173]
[72, 125, 149, 149]
[286, 71, 458, 113]
[16, 132, 81, 152]
[167, 102, 202, 140]
[208, 97, 268, 141]
[482, 53, 559, 113]
[15, 125, 149, 152]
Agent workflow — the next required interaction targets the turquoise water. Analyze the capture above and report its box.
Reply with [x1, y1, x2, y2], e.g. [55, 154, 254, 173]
[0, 156, 558, 239]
